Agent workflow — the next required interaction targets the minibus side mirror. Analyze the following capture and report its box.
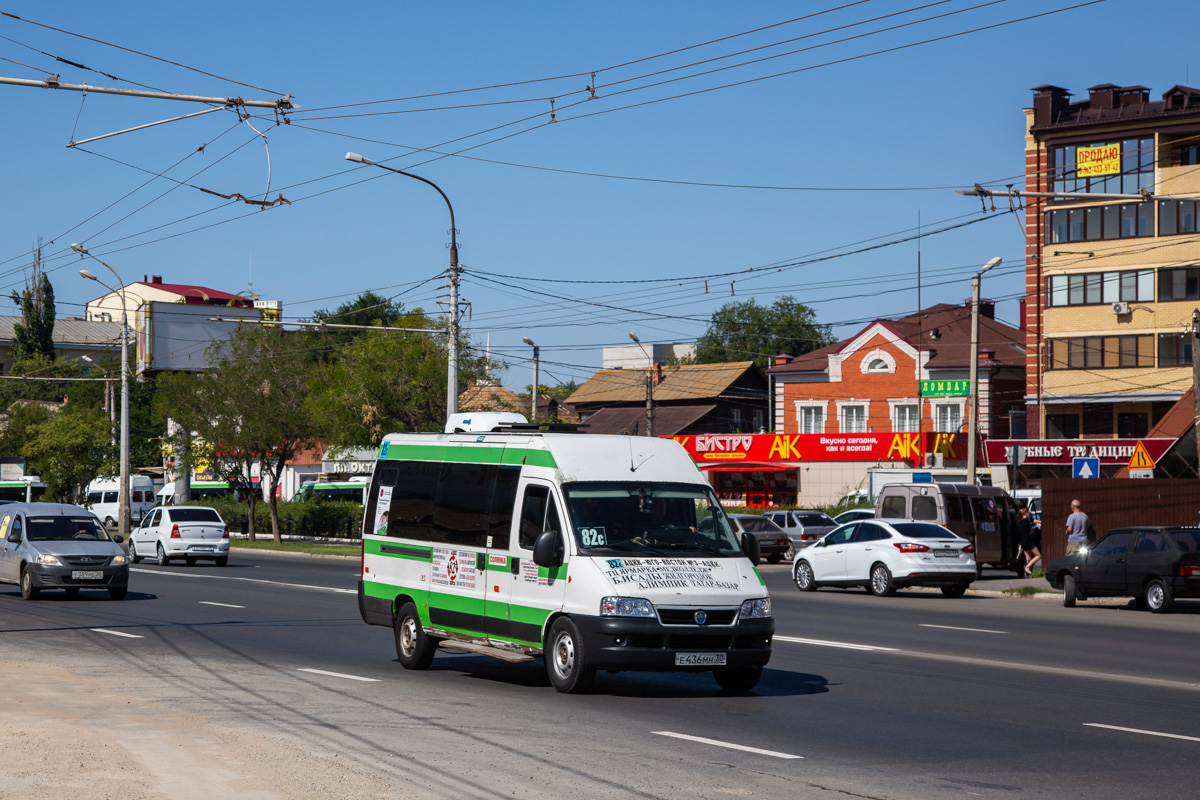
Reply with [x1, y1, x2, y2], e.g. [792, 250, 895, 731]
[533, 529, 563, 568]
[741, 532, 760, 566]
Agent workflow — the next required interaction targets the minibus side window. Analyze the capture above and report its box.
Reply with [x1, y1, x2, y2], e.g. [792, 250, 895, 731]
[388, 461, 438, 540]
[911, 496, 937, 521]
[945, 496, 969, 524]
[432, 463, 494, 547]
[488, 467, 521, 550]
[363, 463, 400, 536]
[518, 486, 549, 549]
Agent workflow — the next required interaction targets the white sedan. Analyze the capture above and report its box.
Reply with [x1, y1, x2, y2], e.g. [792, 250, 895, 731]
[792, 519, 975, 598]
[128, 506, 230, 566]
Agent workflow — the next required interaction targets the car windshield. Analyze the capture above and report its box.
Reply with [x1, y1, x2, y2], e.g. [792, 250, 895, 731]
[167, 508, 222, 523]
[799, 513, 834, 525]
[890, 522, 959, 539]
[563, 482, 742, 557]
[1169, 530, 1200, 553]
[27, 516, 110, 541]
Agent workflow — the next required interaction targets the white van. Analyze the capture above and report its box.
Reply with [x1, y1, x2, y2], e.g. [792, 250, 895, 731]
[85, 476, 158, 527]
[156, 481, 234, 505]
[358, 418, 773, 694]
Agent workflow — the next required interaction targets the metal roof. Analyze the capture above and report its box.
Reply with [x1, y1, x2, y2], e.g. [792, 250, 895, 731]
[568, 361, 760, 405]
[0, 316, 123, 348]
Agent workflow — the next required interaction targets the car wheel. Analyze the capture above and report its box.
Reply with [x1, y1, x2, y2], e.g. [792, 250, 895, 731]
[127, 540, 141, 564]
[157, 544, 169, 566]
[713, 665, 763, 693]
[65, 587, 80, 599]
[394, 602, 436, 670]
[940, 584, 968, 598]
[216, 556, 228, 567]
[793, 560, 817, 592]
[869, 563, 896, 597]
[104, 517, 116, 530]
[186, 557, 197, 566]
[1145, 578, 1174, 614]
[782, 542, 795, 561]
[766, 553, 782, 564]
[975, 561, 984, 580]
[1062, 574, 1077, 607]
[108, 587, 127, 601]
[545, 617, 595, 694]
[20, 567, 39, 600]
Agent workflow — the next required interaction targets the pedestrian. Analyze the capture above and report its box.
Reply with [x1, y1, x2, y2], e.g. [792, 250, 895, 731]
[1065, 499, 1089, 556]
[1018, 508, 1041, 576]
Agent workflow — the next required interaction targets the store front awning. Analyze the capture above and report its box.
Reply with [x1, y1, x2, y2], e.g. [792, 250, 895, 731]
[697, 461, 801, 472]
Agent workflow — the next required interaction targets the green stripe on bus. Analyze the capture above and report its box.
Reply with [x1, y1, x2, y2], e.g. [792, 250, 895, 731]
[378, 442, 557, 469]
[539, 563, 568, 581]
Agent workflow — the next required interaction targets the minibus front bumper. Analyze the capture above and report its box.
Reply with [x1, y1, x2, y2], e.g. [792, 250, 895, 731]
[572, 613, 773, 671]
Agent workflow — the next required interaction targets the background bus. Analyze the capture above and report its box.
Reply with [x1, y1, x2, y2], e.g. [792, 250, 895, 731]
[293, 478, 369, 505]
[0, 476, 45, 503]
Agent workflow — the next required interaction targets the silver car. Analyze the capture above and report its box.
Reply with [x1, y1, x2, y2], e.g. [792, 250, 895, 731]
[0, 502, 129, 600]
[764, 510, 839, 554]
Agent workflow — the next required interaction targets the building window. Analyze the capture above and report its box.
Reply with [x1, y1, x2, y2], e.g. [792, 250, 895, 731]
[892, 403, 919, 432]
[1118, 413, 1149, 438]
[1158, 267, 1200, 301]
[731, 409, 743, 430]
[797, 404, 825, 434]
[1046, 269, 1152, 307]
[858, 349, 896, 374]
[1180, 143, 1200, 166]
[933, 403, 961, 433]
[839, 404, 866, 433]
[1050, 137, 1154, 196]
[753, 410, 764, 432]
[1047, 336, 1154, 369]
[1158, 200, 1198, 236]
[1046, 202, 1153, 244]
[1046, 414, 1081, 439]
[1158, 333, 1194, 367]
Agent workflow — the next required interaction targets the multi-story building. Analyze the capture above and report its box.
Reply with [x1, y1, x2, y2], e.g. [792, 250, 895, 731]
[1023, 83, 1200, 442]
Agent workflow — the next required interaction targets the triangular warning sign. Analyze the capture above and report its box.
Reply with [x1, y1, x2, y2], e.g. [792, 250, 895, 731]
[1127, 440, 1156, 470]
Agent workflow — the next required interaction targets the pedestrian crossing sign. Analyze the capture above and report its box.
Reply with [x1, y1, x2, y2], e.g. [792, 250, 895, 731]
[1127, 440, 1156, 470]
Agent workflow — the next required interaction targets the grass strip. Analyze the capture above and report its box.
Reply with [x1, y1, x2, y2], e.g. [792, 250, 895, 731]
[230, 539, 358, 556]
[1002, 585, 1055, 597]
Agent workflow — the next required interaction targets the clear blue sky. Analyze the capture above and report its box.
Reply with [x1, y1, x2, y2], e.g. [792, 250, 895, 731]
[2, 0, 1195, 390]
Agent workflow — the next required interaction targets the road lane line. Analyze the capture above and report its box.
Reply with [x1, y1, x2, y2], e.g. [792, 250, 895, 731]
[131, 568, 355, 594]
[91, 628, 143, 639]
[653, 731, 801, 759]
[919, 624, 1007, 634]
[199, 601, 245, 608]
[297, 668, 380, 683]
[1084, 724, 1200, 743]
[774, 635, 899, 652]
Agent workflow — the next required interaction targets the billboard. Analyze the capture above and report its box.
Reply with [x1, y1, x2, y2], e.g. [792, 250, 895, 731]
[983, 438, 1175, 466]
[137, 302, 261, 373]
[1075, 144, 1121, 177]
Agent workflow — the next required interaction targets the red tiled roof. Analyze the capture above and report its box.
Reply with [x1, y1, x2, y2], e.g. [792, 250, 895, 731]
[133, 282, 254, 306]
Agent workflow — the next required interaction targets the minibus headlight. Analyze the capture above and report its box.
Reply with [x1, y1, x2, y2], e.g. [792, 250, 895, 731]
[600, 597, 656, 618]
[739, 598, 772, 619]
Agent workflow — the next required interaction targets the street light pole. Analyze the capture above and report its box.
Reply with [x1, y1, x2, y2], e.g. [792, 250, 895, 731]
[966, 257, 1001, 486]
[522, 337, 539, 423]
[73, 244, 130, 535]
[628, 332, 654, 437]
[345, 152, 461, 419]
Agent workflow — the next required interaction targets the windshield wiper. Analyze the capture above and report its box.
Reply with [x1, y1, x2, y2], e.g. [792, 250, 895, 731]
[599, 539, 669, 556]
[657, 541, 728, 556]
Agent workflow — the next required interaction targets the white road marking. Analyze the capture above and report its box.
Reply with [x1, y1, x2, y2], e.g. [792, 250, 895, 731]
[919, 623, 1007, 634]
[653, 731, 802, 759]
[1084, 723, 1200, 743]
[199, 601, 245, 608]
[131, 568, 354, 594]
[297, 668, 380, 683]
[90, 628, 143, 639]
[774, 635, 899, 652]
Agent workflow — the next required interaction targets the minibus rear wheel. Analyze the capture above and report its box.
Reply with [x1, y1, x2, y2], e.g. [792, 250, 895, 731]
[395, 602, 436, 669]
[545, 617, 595, 693]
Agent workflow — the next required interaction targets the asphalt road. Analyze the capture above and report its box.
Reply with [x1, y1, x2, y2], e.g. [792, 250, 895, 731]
[3, 551, 1198, 799]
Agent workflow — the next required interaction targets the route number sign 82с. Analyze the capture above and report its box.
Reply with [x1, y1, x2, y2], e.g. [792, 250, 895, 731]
[580, 527, 607, 547]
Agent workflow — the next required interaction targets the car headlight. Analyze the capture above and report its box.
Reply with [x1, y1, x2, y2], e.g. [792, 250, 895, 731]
[35, 554, 61, 565]
[111, 555, 126, 565]
[740, 598, 772, 619]
[600, 596, 656, 618]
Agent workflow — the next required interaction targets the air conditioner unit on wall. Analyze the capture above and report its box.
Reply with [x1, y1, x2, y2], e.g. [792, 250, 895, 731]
[923, 453, 944, 469]
[1112, 301, 1131, 315]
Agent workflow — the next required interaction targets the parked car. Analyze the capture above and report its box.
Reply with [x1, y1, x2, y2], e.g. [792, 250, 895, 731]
[876, 483, 1024, 576]
[792, 519, 976, 597]
[0, 502, 129, 600]
[763, 510, 838, 555]
[833, 509, 876, 525]
[1045, 526, 1200, 613]
[716, 514, 791, 563]
[129, 506, 230, 566]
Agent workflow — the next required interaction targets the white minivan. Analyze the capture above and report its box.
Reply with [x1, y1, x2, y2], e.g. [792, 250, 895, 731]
[358, 414, 773, 694]
[85, 476, 158, 528]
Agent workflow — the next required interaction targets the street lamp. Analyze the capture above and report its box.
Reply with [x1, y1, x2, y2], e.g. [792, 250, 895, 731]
[966, 256, 1002, 485]
[73, 244, 131, 535]
[628, 332, 654, 437]
[522, 337, 539, 424]
[81, 355, 115, 447]
[345, 152, 461, 420]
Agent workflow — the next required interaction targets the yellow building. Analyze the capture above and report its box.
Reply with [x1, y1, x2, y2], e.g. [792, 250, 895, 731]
[1024, 84, 1200, 440]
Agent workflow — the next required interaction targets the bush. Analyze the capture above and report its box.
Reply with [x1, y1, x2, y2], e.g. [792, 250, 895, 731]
[184, 496, 364, 539]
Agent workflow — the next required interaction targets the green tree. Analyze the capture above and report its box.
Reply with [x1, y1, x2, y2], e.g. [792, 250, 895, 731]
[522, 381, 577, 397]
[24, 405, 112, 502]
[694, 296, 834, 369]
[9, 245, 56, 362]
[0, 401, 53, 467]
[309, 291, 408, 359]
[156, 327, 320, 543]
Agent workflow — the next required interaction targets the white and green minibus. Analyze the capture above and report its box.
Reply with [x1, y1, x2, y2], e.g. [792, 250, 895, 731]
[358, 415, 774, 693]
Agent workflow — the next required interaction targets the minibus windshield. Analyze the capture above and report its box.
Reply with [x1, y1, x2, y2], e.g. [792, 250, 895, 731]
[563, 482, 742, 557]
